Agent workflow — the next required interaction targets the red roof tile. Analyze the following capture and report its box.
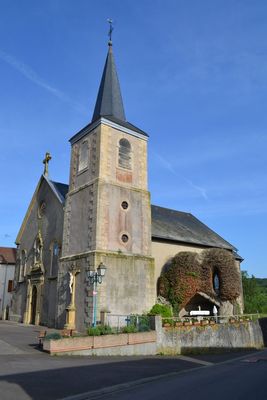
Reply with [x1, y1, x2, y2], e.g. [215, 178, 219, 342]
[0, 247, 17, 264]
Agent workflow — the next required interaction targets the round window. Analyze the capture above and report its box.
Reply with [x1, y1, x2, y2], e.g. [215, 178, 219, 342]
[121, 201, 129, 210]
[121, 234, 129, 243]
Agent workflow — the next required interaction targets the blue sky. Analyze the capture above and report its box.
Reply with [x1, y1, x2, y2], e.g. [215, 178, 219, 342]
[0, 0, 266, 277]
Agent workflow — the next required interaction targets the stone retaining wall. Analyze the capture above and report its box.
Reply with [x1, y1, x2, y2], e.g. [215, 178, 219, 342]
[155, 316, 264, 354]
[43, 318, 266, 356]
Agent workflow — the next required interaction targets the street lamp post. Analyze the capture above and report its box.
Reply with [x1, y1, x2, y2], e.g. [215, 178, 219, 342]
[86, 262, 107, 327]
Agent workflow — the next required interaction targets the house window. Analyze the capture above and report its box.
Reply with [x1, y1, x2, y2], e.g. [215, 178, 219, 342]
[8, 280, 13, 292]
[118, 139, 131, 170]
[78, 140, 88, 172]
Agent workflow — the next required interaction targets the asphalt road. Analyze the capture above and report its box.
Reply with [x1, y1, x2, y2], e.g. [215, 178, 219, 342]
[0, 321, 266, 400]
[93, 355, 267, 400]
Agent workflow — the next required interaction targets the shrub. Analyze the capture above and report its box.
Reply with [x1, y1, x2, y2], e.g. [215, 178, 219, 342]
[162, 318, 174, 326]
[87, 327, 101, 336]
[138, 324, 150, 332]
[98, 325, 113, 335]
[122, 324, 138, 333]
[148, 304, 173, 318]
[44, 332, 62, 341]
[87, 325, 113, 336]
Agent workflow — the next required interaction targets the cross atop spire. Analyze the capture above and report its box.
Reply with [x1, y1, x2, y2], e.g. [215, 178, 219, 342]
[91, 24, 126, 123]
[43, 152, 51, 177]
[107, 19, 113, 45]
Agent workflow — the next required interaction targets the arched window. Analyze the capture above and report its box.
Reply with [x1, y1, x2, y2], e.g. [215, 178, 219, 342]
[213, 271, 220, 295]
[78, 140, 88, 172]
[50, 242, 60, 277]
[118, 138, 131, 170]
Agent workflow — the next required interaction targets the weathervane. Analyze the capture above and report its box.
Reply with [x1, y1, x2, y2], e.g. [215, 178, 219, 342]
[107, 18, 113, 44]
[43, 152, 51, 176]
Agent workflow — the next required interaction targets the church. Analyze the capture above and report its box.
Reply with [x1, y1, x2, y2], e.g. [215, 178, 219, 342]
[11, 37, 243, 331]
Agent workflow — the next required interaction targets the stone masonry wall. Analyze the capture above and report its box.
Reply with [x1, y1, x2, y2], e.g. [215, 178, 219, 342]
[155, 316, 264, 355]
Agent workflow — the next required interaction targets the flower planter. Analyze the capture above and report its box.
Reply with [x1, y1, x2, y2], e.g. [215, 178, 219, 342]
[193, 321, 200, 326]
[200, 320, 209, 326]
[229, 319, 236, 324]
[209, 320, 216, 325]
[175, 322, 183, 327]
[163, 323, 171, 328]
[43, 331, 156, 354]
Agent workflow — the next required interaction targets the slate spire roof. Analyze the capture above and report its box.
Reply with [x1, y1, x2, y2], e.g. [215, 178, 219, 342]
[92, 42, 126, 123]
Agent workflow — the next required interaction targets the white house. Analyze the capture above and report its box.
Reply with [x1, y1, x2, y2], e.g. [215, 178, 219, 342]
[0, 247, 16, 319]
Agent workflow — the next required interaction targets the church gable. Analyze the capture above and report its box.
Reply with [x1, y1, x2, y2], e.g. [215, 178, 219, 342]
[14, 174, 65, 291]
[16, 175, 65, 246]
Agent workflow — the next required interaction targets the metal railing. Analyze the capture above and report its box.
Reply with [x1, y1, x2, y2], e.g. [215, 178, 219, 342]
[106, 314, 153, 333]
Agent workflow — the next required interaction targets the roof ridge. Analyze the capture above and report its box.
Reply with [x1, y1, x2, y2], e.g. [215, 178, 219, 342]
[151, 204, 191, 215]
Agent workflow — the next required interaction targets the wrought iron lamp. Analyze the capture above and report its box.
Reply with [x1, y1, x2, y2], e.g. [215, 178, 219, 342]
[86, 262, 107, 326]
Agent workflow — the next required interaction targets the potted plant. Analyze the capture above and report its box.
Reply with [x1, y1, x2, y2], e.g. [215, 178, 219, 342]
[192, 318, 200, 326]
[175, 319, 183, 327]
[201, 318, 209, 326]
[229, 317, 236, 324]
[209, 317, 216, 325]
[183, 318, 192, 327]
[162, 318, 171, 327]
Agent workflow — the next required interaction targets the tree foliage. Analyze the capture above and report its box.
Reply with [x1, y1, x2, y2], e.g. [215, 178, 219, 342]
[242, 271, 267, 314]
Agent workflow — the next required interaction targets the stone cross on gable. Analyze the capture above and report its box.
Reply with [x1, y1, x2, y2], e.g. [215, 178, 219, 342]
[43, 152, 52, 176]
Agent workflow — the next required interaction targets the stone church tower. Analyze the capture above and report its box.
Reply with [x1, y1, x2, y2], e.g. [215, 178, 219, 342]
[57, 41, 155, 330]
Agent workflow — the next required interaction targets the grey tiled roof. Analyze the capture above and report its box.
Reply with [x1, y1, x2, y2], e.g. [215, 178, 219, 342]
[92, 44, 126, 123]
[69, 115, 148, 144]
[50, 181, 69, 203]
[104, 116, 148, 137]
[151, 205, 236, 251]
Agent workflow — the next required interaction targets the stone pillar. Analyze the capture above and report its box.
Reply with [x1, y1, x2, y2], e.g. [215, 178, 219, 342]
[23, 279, 31, 324]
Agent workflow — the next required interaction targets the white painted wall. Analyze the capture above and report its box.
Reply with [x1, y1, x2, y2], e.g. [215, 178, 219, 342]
[0, 264, 15, 319]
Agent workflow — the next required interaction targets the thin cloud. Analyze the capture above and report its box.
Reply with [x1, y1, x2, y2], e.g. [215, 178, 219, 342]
[0, 49, 86, 114]
[153, 151, 208, 200]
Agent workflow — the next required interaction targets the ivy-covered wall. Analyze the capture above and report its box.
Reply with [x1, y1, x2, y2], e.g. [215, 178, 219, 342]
[158, 248, 242, 313]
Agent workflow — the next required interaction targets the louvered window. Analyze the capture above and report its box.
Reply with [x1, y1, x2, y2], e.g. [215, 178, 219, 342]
[118, 139, 131, 170]
[78, 141, 88, 171]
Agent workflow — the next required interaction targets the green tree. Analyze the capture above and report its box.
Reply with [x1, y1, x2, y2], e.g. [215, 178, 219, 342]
[242, 271, 267, 313]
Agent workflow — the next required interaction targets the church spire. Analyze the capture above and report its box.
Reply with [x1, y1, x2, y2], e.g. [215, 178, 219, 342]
[91, 24, 126, 123]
